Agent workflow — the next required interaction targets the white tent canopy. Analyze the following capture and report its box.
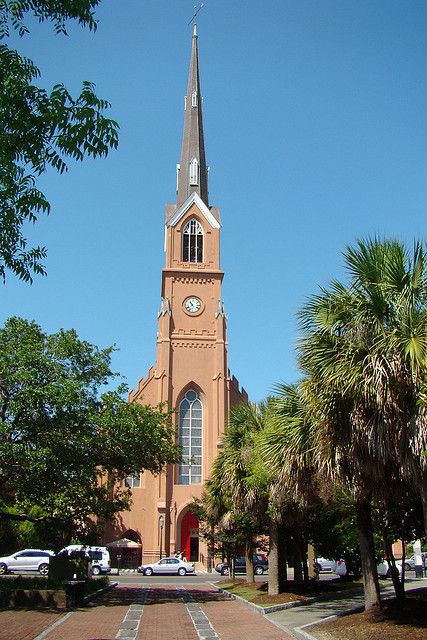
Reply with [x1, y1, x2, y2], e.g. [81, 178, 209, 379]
[106, 538, 142, 548]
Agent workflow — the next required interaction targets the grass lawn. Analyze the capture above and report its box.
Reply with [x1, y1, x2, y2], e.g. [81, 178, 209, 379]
[309, 588, 427, 640]
[217, 578, 361, 607]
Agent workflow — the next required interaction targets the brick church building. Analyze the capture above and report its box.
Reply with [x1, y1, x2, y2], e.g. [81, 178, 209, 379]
[104, 24, 247, 568]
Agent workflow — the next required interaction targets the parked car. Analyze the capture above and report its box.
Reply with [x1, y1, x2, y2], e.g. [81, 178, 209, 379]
[314, 558, 337, 573]
[138, 557, 195, 576]
[335, 558, 391, 578]
[58, 545, 111, 575]
[215, 554, 269, 576]
[396, 553, 426, 572]
[0, 549, 54, 575]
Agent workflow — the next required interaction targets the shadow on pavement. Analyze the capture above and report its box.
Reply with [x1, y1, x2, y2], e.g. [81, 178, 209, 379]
[87, 584, 230, 608]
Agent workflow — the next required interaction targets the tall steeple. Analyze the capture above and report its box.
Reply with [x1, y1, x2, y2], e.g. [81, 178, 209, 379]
[104, 15, 248, 568]
[176, 23, 209, 207]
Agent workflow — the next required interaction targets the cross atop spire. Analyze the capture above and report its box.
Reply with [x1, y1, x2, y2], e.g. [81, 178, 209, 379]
[188, 2, 204, 29]
[176, 24, 208, 207]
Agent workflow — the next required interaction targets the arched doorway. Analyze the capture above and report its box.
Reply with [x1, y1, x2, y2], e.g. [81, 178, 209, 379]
[180, 510, 199, 562]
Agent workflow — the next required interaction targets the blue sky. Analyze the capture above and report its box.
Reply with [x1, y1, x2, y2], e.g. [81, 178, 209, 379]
[2, 0, 427, 402]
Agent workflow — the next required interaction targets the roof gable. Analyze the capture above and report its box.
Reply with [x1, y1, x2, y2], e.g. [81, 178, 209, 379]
[166, 192, 221, 229]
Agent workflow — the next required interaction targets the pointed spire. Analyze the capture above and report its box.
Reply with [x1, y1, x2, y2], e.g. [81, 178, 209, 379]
[176, 25, 208, 207]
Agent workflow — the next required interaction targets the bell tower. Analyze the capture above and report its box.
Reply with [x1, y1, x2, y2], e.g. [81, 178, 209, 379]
[110, 25, 247, 565]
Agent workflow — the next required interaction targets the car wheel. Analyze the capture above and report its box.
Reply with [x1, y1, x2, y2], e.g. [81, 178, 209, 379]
[38, 563, 49, 576]
[91, 565, 101, 576]
[178, 567, 186, 576]
[0, 563, 7, 575]
[254, 566, 264, 575]
[404, 563, 411, 571]
[221, 567, 229, 576]
[144, 567, 153, 576]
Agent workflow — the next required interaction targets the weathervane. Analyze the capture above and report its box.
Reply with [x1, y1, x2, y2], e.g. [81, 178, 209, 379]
[188, 2, 204, 26]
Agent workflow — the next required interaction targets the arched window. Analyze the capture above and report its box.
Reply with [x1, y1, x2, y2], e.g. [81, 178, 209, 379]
[182, 219, 203, 263]
[178, 389, 202, 484]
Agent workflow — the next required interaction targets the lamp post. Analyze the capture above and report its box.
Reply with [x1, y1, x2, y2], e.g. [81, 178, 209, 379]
[159, 515, 164, 560]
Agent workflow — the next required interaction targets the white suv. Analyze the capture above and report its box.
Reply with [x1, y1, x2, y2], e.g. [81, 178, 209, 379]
[0, 549, 54, 575]
[59, 545, 111, 575]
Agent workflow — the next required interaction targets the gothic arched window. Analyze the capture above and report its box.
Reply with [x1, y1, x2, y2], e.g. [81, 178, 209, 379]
[178, 389, 202, 484]
[182, 219, 203, 263]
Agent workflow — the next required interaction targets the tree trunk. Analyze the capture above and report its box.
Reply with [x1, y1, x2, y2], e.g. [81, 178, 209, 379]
[307, 544, 318, 580]
[268, 519, 287, 595]
[302, 543, 309, 582]
[420, 469, 427, 538]
[383, 524, 405, 602]
[293, 538, 303, 582]
[245, 539, 254, 582]
[355, 497, 381, 611]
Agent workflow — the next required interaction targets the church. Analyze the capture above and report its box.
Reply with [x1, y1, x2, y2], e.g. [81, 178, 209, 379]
[104, 24, 247, 568]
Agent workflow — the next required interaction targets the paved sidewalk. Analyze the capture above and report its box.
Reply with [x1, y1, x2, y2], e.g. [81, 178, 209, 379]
[266, 577, 427, 639]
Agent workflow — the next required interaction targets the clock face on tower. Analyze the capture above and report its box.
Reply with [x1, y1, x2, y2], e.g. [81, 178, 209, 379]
[184, 297, 202, 314]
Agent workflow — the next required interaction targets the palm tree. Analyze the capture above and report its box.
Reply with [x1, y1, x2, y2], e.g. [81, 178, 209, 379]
[257, 383, 326, 594]
[297, 237, 427, 610]
[201, 402, 267, 581]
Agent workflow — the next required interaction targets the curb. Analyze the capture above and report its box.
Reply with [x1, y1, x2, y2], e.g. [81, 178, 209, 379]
[213, 584, 363, 616]
[84, 580, 118, 604]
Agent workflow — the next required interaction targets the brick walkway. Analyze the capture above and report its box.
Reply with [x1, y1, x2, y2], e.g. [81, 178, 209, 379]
[188, 585, 291, 640]
[0, 584, 295, 640]
[0, 610, 61, 640]
[137, 588, 198, 640]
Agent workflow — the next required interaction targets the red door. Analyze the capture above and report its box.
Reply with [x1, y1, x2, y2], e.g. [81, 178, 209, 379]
[181, 511, 199, 562]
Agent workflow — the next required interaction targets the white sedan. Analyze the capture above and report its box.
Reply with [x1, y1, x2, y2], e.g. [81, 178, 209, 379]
[138, 557, 195, 576]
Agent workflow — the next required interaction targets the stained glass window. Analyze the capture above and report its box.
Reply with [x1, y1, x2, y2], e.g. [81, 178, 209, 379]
[178, 389, 202, 484]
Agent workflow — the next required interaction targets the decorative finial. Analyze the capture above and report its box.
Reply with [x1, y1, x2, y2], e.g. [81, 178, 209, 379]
[188, 2, 204, 29]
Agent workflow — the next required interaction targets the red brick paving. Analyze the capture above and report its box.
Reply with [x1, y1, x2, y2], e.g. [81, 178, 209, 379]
[189, 585, 294, 640]
[136, 587, 198, 640]
[0, 610, 62, 640]
[45, 586, 138, 640]
[0, 583, 295, 640]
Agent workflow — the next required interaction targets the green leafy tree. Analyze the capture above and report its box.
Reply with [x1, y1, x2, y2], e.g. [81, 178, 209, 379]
[0, 317, 180, 547]
[0, 1, 119, 282]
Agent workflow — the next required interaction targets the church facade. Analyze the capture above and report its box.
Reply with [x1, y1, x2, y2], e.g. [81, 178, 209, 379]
[105, 26, 247, 567]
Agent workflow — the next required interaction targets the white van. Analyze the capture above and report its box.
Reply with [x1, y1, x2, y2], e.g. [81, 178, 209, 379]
[59, 545, 111, 575]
